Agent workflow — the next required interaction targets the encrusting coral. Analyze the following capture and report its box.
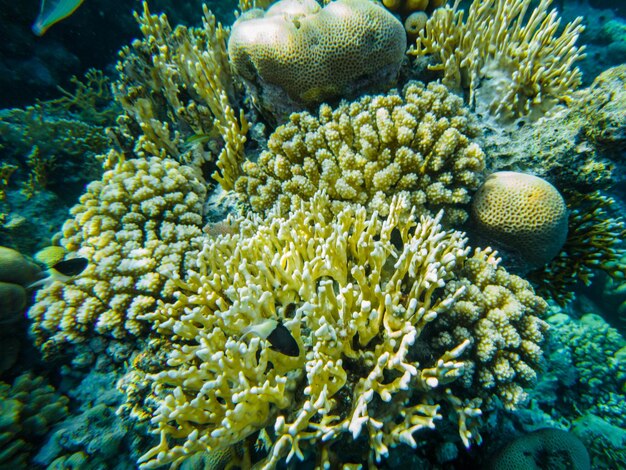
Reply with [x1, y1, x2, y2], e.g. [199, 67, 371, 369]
[28, 155, 206, 355]
[0, 372, 69, 467]
[236, 81, 485, 226]
[409, 0, 586, 120]
[114, 2, 248, 190]
[132, 192, 548, 469]
[470, 172, 569, 270]
[228, 0, 406, 119]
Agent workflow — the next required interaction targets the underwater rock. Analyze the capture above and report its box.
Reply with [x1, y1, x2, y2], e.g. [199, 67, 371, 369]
[479, 65, 626, 191]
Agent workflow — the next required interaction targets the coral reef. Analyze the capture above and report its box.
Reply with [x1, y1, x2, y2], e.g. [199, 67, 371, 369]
[430, 248, 549, 410]
[478, 65, 625, 192]
[236, 81, 485, 225]
[470, 172, 568, 271]
[546, 313, 626, 428]
[28, 156, 206, 355]
[491, 428, 590, 470]
[528, 191, 625, 306]
[113, 3, 248, 190]
[0, 372, 69, 467]
[228, 0, 406, 119]
[131, 193, 547, 469]
[409, 0, 585, 120]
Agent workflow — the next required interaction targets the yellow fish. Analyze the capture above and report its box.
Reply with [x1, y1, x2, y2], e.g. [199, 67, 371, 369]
[32, 0, 85, 36]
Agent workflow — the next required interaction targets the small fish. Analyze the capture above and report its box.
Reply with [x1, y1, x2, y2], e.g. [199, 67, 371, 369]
[184, 129, 221, 149]
[241, 318, 300, 357]
[52, 257, 88, 277]
[28, 256, 88, 289]
[32, 0, 85, 36]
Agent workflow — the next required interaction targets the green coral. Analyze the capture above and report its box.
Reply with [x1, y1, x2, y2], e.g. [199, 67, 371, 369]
[0, 372, 69, 466]
[548, 314, 626, 428]
[528, 190, 626, 305]
[236, 81, 485, 225]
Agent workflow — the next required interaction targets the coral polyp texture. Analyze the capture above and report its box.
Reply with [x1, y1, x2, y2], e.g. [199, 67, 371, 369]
[228, 0, 406, 118]
[28, 155, 206, 355]
[236, 81, 486, 225]
[409, 0, 585, 120]
[471, 172, 568, 270]
[134, 193, 548, 469]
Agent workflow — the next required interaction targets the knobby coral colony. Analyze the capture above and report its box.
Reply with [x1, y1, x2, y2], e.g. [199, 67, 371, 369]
[24, 0, 598, 468]
[136, 194, 548, 468]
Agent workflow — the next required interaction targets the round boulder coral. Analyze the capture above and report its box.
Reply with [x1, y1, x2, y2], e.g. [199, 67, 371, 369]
[228, 0, 406, 118]
[471, 172, 568, 269]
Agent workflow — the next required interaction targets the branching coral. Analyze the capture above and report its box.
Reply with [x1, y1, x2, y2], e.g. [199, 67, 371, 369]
[409, 0, 585, 120]
[236, 81, 485, 225]
[114, 2, 248, 189]
[132, 192, 547, 469]
[28, 155, 207, 355]
[528, 191, 626, 305]
[431, 248, 549, 410]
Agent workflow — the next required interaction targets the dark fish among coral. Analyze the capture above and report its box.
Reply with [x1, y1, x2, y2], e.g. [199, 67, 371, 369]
[242, 318, 300, 357]
[52, 257, 88, 277]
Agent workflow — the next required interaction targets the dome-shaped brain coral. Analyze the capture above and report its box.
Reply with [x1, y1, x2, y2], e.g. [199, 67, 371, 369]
[228, 0, 406, 117]
[471, 172, 568, 269]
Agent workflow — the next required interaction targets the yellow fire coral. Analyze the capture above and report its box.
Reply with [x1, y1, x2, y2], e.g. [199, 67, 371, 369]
[114, 3, 248, 190]
[134, 192, 547, 469]
[409, 0, 585, 120]
[471, 172, 568, 270]
[28, 155, 206, 354]
[236, 81, 485, 225]
[228, 0, 406, 118]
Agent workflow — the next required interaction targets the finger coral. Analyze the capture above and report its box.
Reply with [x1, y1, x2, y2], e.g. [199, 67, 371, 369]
[114, 3, 248, 190]
[27, 155, 206, 356]
[236, 81, 485, 226]
[134, 192, 547, 469]
[409, 0, 585, 120]
[228, 0, 406, 119]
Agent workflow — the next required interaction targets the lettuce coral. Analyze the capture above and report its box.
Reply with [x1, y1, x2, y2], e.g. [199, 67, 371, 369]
[133, 192, 547, 469]
[236, 81, 485, 226]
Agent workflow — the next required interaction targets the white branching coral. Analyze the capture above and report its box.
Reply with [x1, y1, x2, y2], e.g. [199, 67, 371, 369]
[28, 155, 206, 354]
[409, 0, 585, 119]
[134, 193, 547, 469]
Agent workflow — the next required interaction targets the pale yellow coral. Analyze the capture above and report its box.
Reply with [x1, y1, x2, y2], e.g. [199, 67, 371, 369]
[133, 192, 546, 468]
[471, 171, 568, 269]
[27, 155, 206, 354]
[409, 0, 585, 120]
[236, 81, 485, 225]
[114, 3, 248, 189]
[228, 0, 406, 115]
[432, 248, 549, 410]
